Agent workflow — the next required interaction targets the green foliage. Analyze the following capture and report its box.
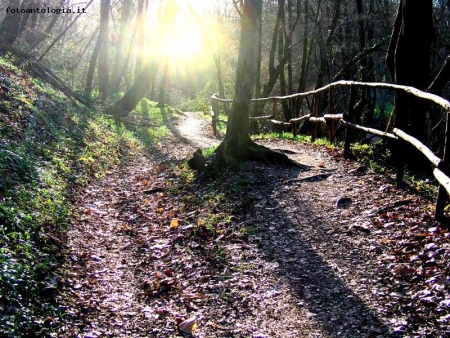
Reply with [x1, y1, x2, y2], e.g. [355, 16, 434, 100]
[177, 81, 233, 114]
[350, 141, 392, 174]
[215, 115, 228, 136]
[252, 132, 339, 146]
[117, 98, 171, 146]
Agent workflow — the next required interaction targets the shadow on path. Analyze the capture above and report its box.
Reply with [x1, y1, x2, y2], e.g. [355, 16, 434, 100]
[237, 163, 391, 336]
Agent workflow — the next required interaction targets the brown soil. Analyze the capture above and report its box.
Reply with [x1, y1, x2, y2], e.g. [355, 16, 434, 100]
[57, 112, 450, 337]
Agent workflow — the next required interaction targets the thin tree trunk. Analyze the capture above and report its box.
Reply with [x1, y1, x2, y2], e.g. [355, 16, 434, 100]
[36, 0, 94, 63]
[98, 0, 111, 102]
[295, 0, 312, 116]
[157, 57, 170, 107]
[29, 0, 65, 50]
[85, 28, 101, 95]
[134, 0, 147, 77]
[111, 0, 132, 93]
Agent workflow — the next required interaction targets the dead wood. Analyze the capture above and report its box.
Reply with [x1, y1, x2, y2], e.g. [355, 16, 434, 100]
[287, 173, 331, 183]
[375, 199, 414, 214]
[142, 187, 166, 194]
[393, 128, 441, 167]
[340, 120, 398, 140]
[0, 43, 94, 109]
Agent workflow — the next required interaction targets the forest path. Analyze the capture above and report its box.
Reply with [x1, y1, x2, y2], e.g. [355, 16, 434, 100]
[59, 111, 445, 337]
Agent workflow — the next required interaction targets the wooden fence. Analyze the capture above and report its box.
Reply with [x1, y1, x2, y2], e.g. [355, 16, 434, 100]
[210, 81, 450, 221]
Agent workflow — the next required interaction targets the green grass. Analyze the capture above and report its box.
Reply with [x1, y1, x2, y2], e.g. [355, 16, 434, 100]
[252, 131, 343, 147]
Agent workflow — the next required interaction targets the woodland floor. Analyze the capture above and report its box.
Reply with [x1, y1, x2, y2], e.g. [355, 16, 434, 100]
[56, 112, 450, 338]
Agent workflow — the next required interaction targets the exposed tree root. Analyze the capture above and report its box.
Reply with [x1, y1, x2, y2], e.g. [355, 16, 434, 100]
[188, 138, 305, 174]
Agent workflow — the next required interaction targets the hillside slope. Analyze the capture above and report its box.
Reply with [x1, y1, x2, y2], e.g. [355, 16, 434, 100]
[0, 58, 157, 336]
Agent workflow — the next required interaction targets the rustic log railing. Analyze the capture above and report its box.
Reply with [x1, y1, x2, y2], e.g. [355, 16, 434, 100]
[211, 80, 450, 221]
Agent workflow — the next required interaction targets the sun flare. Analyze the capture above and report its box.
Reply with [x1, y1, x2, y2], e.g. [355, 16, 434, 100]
[166, 22, 204, 62]
[150, 0, 216, 64]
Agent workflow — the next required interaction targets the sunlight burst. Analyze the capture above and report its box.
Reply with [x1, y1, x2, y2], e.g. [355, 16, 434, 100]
[145, 0, 215, 66]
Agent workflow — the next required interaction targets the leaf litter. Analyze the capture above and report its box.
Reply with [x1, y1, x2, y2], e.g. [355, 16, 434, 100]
[56, 112, 450, 337]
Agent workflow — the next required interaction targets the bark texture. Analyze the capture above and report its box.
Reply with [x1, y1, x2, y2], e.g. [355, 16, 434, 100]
[213, 0, 298, 169]
[386, 0, 434, 140]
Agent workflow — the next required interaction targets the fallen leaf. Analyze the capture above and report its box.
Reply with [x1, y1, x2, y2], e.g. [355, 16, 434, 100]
[179, 317, 197, 334]
[170, 219, 179, 229]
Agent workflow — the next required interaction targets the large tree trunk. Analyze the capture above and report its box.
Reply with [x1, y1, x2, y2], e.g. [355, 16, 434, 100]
[212, 0, 297, 169]
[386, 0, 434, 180]
[386, 0, 434, 140]
[108, 61, 160, 117]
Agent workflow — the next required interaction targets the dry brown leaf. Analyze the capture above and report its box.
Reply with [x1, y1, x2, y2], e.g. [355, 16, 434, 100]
[179, 317, 197, 334]
[170, 219, 179, 229]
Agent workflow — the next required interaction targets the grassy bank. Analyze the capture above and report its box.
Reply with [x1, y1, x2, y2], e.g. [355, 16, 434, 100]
[0, 58, 166, 336]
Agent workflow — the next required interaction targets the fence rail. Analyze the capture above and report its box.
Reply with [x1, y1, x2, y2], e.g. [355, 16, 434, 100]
[210, 81, 450, 221]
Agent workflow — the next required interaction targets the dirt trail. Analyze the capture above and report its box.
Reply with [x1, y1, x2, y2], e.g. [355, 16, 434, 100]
[59, 112, 447, 337]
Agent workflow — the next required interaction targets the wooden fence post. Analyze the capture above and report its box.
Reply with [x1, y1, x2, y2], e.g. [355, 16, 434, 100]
[311, 93, 319, 142]
[327, 86, 336, 143]
[271, 99, 277, 133]
[211, 93, 219, 137]
[435, 111, 450, 220]
[291, 98, 298, 138]
[344, 86, 357, 157]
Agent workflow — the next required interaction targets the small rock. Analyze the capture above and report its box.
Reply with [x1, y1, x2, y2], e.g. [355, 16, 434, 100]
[355, 224, 371, 234]
[41, 285, 59, 298]
[90, 255, 103, 262]
[425, 243, 437, 251]
[336, 197, 352, 209]
[389, 327, 406, 337]
[369, 244, 383, 254]
[349, 166, 367, 175]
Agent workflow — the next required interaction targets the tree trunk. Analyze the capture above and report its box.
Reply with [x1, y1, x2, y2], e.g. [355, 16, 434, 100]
[108, 0, 180, 117]
[0, 0, 33, 56]
[108, 61, 160, 117]
[29, 0, 65, 50]
[111, 0, 132, 93]
[294, 0, 313, 116]
[157, 57, 170, 107]
[134, 0, 147, 78]
[212, 0, 298, 169]
[386, 0, 434, 140]
[386, 0, 434, 180]
[85, 28, 101, 95]
[36, 0, 94, 63]
[98, 0, 111, 102]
